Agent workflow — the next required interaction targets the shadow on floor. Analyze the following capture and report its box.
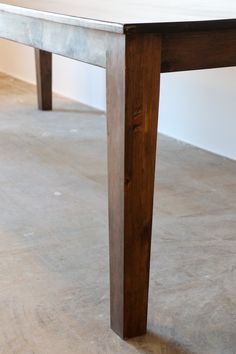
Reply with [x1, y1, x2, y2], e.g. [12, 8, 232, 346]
[127, 332, 194, 354]
[53, 108, 105, 114]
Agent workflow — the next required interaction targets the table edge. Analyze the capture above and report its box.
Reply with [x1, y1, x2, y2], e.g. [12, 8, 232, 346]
[0, 3, 124, 33]
[1, 3, 236, 35]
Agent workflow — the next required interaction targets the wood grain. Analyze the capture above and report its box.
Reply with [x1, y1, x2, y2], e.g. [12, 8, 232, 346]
[162, 28, 236, 72]
[2, 0, 236, 33]
[2, 0, 236, 342]
[106, 33, 161, 338]
[35, 49, 52, 110]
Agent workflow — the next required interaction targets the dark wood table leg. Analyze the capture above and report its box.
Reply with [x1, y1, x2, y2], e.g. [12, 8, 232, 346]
[106, 33, 162, 339]
[35, 49, 52, 110]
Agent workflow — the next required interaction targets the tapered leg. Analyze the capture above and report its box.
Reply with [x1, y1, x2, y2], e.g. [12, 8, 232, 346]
[35, 49, 52, 110]
[106, 33, 162, 339]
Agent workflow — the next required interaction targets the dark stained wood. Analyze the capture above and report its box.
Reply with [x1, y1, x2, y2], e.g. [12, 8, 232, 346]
[35, 49, 52, 111]
[161, 28, 236, 72]
[106, 33, 161, 339]
[2, 0, 236, 342]
[2, 0, 236, 34]
[125, 19, 236, 34]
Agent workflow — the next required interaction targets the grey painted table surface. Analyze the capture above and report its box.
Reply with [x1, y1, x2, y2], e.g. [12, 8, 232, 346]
[0, 0, 236, 341]
[1, 0, 236, 33]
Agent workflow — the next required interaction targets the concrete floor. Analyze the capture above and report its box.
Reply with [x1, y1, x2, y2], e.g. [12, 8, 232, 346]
[0, 72, 236, 354]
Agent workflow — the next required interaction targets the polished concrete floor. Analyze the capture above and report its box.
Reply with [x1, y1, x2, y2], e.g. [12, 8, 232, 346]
[0, 72, 236, 354]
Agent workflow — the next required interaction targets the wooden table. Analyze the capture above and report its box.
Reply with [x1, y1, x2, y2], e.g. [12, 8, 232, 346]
[0, 0, 236, 340]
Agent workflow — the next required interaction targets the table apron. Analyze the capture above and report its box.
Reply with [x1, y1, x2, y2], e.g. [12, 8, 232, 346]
[0, 11, 111, 68]
[2, 11, 236, 73]
[162, 28, 236, 72]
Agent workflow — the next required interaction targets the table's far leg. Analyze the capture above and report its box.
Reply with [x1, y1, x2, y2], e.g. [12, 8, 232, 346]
[35, 49, 52, 111]
[106, 33, 162, 339]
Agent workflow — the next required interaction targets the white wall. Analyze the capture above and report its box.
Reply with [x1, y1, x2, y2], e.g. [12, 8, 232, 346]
[159, 68, 236, 160]
[0, 39, 106, 111]
[1, 39, 236, 160]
